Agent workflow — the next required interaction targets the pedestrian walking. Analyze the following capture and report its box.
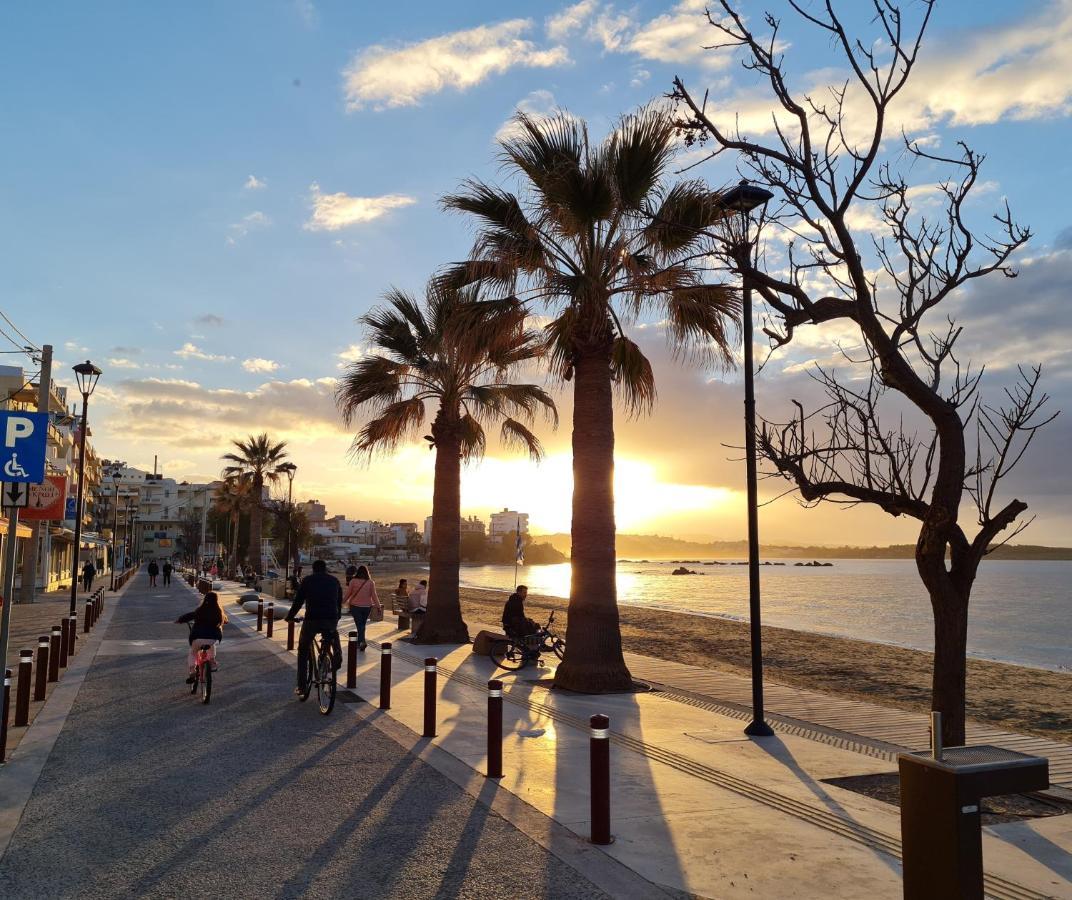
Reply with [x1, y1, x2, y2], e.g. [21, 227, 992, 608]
[162, 560, 173, 586]
[81, 561, 96, 592]
[344, 565, 382, 651]
[147, 559, 159, 588]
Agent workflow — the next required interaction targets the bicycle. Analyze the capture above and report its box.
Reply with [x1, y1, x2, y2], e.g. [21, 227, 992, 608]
[491, 611, 566, 671]
[185, 623, 215, 704]
[295, 621, 337, 715]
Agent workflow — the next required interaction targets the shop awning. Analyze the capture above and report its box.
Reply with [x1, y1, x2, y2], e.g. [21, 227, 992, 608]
[0, 516, 34, 539]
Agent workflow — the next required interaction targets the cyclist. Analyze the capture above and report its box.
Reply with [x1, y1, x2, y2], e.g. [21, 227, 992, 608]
[176, 591, 227, 683]
[503, 585, 539, 643]
[285, 559, 343, 695]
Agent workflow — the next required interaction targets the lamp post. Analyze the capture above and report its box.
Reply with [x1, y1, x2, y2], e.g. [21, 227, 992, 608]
[279, 462, 297, 589]
[721, 182, 775, 737]
[108, 465, 122, 590]
[69, 361, 102, 616]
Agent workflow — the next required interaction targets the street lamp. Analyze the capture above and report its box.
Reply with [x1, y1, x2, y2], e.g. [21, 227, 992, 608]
[279, 462, 297, 590]
[69, 360, 102, 615]
[721, 181, 775, 737]
[109, 465, 122, 590]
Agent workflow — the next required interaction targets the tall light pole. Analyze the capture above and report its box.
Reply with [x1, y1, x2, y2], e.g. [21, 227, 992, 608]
[279, 462, 297, 589]
[69, 360, 102, 616]
[108, 465, 122, 590]
[721, 182, 775, 737]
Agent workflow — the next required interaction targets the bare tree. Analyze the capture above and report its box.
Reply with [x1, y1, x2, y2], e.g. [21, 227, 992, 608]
[673, 0, 1056, 744]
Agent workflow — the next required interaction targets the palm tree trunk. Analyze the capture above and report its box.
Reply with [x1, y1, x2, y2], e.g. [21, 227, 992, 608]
[554, 346, 633, 692]
[417, 422, 469, 644]
[250, 475, 264, 574]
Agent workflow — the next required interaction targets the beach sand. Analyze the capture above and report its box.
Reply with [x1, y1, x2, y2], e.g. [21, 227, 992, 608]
[449, 585, 1072, 743]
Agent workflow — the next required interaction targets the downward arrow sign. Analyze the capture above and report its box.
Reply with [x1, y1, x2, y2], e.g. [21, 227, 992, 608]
[6, 484, 20, 505]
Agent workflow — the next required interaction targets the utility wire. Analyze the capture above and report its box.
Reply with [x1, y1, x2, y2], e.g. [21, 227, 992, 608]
[0, 308, 41, 352]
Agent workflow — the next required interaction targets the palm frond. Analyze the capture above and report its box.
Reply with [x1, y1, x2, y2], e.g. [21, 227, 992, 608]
[335, 356, 405, 425]
[441, 180, 530, 234]
[642, 181, 727, 258]
[611, 336, 656, 415]
[608, 105, 676, 211]
[359, 302, 422, 362]
[436, 259, 517, 294]
[500, 418, 544, 462]
[351, 398, 427, 458]
[665, 284, 741, 368]
[457, 413, 487, 462]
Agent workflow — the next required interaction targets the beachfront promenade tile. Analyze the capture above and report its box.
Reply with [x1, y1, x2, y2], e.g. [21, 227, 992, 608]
[214, 581, 1071, 899]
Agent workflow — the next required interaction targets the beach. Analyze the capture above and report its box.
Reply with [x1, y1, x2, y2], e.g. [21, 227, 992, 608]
[453, 585, 1072, 743]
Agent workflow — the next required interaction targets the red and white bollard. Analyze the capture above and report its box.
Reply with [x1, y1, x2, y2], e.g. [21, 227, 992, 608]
[84, 599, 92, 633]
[379, 643, 392, 710]
[59, 619, 70, 669]
[14, 650, 32, 727]
[0, 669, 10, 764]
[266, 602, 275, 638]
[487, 679, 503, 779]
[589, 714, 612, 845]
[347, 631, 358, 689]
[34, 637, 49, 701]
[287, 617, 295, 651]
[423, 657, 437, 738]
[68, 615, 77, 657]
[48, 627, 61, 682]
[256, 598, 264, 632]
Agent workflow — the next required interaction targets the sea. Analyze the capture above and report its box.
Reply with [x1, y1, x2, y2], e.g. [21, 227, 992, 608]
[456, 558, 1072, 672]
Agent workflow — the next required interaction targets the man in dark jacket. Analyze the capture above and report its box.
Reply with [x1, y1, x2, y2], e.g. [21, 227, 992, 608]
[81, 561, 96, 592]
[502, 585, 538, 640]
[285, 559, 343, 694]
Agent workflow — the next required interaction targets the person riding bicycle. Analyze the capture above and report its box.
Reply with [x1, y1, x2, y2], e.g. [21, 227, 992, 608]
[176, 591, 228, 683]
[285, 559, 343, 695]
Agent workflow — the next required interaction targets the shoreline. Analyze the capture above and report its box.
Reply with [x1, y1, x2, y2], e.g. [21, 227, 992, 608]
[449, 583, 1072, 743]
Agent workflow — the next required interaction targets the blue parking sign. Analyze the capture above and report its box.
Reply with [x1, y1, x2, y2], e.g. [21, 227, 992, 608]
[0, 411, 49, 483]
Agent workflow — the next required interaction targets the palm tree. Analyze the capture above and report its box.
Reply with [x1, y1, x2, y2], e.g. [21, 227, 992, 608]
[336, 280, 556, 644]
[221, 434, 289, 575]
[214, 475, 253, 577]
[442, 107, 738, 691]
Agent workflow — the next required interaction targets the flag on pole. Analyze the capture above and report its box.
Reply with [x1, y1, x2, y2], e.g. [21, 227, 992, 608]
[515, 516, 524, 565]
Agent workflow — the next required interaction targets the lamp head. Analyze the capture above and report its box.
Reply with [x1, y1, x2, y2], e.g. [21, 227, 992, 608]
[720, 180, 774, 216]
[72, 360, 103, 397]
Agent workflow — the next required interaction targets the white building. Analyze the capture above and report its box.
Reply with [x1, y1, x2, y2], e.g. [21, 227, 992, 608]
[424, 515, 486, 544]
[489, 508, 529, 544]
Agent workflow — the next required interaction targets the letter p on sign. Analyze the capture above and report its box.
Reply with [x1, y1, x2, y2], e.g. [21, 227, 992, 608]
[5, 416, 34, 447]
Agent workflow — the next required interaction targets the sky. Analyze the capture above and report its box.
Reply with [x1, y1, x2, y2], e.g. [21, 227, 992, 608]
[2, 0, 1070, 546]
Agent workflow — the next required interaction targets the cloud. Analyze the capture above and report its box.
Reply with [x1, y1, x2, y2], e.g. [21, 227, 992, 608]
[627, 0, 731, 66]
[293, 0, 317, 29]
[342, 18, 568, 110]
[304, 183, 416, 232]
[109, 345, 141, 355]
[244, 174, 266, 190]
[336, 343, 367, 368]
[173, 343, 234, 363]
[105, 357, 141, 369]
[226, 211, 270, 245]
[546, 1, 598, 40]
[242, 357, 281, 374]
[195, 314, 226, 327]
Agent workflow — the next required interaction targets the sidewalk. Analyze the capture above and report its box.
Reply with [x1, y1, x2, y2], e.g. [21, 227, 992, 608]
[214, 581, 1071, 900]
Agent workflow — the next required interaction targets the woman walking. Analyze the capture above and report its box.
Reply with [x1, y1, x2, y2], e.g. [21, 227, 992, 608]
[147, 559, 159, 588]
[344, 565, 381, 651]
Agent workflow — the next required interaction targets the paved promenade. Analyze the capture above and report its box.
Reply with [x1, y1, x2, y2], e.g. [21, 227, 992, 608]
[0, 574, 633, 899]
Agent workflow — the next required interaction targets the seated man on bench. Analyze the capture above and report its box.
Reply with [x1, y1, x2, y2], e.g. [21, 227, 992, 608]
[502, 585, 539, 645]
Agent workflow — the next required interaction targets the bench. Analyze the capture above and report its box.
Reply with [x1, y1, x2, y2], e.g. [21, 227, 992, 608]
[390, 594, 411, 631]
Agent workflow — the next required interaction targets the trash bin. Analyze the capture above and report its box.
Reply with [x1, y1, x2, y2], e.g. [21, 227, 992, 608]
[898, 743, 1049, 899]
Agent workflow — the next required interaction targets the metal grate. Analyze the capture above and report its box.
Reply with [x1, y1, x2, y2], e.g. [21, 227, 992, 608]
[940, 745, 1041, 766]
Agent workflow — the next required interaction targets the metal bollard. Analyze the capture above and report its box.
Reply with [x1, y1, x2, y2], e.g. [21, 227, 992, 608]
[287, 617, 295, 651]
[487, 679, 503, 779]
[589, 714, 612, 845]
[59, 618, 70, 668]
[256, 598, 264, 632]
[266, 602, 275, 638]
[15, 651, 32, 727]
[84, 599, 92, 633]
[347, 631, 358, 689]
[68, 615, 77, 657]
[0, 669, 10, 764]
[48, 627, 61, 682]
[35, 637, 49, 700]
[379, 642, 392, 710]
[423, 657, 437, 738]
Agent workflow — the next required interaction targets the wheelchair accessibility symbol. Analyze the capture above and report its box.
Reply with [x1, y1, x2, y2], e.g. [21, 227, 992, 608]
[0, 411, 49, 483]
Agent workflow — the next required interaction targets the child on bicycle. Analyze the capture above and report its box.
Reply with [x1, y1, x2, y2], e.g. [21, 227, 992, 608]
[176, 591, 228, 683]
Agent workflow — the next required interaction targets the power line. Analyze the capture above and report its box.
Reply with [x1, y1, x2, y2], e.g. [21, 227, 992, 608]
[0, 308, 41, 352]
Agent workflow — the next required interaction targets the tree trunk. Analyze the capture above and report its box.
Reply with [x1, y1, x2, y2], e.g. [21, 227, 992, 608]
[230, 513, 240, 578]
[554, 346, 633, 692]
[415, 417, 469, 644]
[917, 538, 971, 747]
[250, 475, 264, 574]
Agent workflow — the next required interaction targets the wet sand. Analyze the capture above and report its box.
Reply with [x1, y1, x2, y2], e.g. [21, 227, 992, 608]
[452, 585, 1072, 743]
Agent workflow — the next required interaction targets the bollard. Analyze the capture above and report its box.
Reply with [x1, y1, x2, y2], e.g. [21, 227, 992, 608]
[287, 617, 295, 651]
[589, 714, 612, 845]
[266, 602, 275, 638]
[48, 627, 61, 682]
[84, 599, 92, 633]
[34, 637, 49, 700]
[487, 679, 503, 779]
[0, 669, 10, 764]
[347, 631, 358, 689]
[59, 618, 70, 668]
[423, 657, 437, 738]
[256, 598, 264, 632]
[379, 643, 392, 710]
[68, 615, 77, 657]
[15, 651, 32, 727]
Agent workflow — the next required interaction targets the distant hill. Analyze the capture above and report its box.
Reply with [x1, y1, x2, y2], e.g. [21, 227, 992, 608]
[533, 533, 1072, 561]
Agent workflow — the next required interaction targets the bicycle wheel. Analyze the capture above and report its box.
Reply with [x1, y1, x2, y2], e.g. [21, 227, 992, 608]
[201, 661, 212, 704]
[551, 638, 566, 660]
[298, 654, 314, 702]
[190, 669, 199, 694]
[491, 641, 525, 670]
[317, 649, 336, 715]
